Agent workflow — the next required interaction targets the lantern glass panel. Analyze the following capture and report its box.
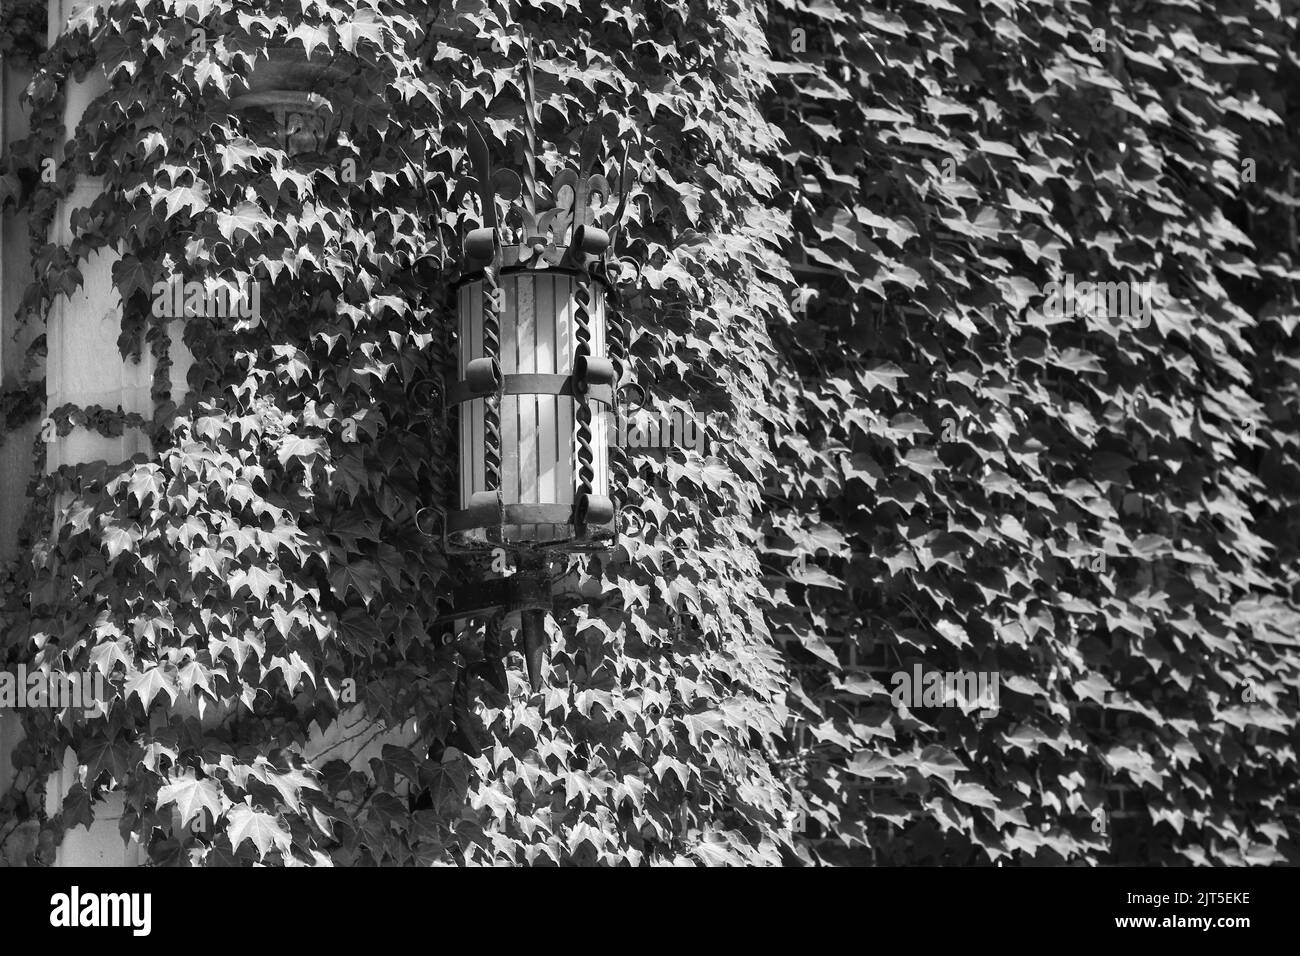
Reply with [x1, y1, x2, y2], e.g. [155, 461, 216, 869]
[455, 268, 611, 548]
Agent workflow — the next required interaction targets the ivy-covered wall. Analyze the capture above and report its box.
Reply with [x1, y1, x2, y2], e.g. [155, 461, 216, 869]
[761, 0, 1300, 864]
[0, 0, 1296, 867]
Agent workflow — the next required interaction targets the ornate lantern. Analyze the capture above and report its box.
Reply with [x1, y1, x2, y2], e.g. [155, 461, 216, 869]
[447, 122, 625, 552]
[425, 51, 636, 718]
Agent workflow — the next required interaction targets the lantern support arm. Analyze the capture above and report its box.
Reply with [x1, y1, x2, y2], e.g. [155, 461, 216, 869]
[431, 568, 553, 625]
[431, 554, 556, 692]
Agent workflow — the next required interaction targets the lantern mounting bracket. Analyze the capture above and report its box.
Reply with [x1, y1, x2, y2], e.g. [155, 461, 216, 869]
[432, 568, 554, 624]
[431, 551, 558, 696]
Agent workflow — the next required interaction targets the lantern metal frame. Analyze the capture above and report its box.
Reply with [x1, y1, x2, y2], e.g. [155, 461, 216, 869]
[443, 264, 621, 553]
[440, 115, 633, 558]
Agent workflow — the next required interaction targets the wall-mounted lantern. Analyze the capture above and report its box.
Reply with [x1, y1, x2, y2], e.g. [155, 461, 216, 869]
[424, 51, 637, 719]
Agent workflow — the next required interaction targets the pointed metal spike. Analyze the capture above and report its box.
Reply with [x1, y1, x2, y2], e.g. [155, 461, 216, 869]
[521, 608, 547, 692]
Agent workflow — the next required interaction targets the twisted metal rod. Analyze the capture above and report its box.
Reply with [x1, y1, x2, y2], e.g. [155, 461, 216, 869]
[482, 263, 502, 497]
[573, 278, 594, 508]
[522, 40, 539, 221]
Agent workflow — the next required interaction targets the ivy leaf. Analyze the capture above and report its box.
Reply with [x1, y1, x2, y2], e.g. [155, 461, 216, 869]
[80, 736, 133, 787]
[62, 784, 96, 830]
[124, 665, 178, 709]
[156, 183, 210, 221]
[289, 22, 335, 59]
[337, 606, 382, 649]
[157, 776, 222, 830]
[272, 346, 312, 384]
[89, 637, 130, 676]
[217, 138, 262, 175]
[112, 256, 152, 301]
[948, 782, 999, 810]
[229, 565, 282, 606]
[336, 8, 385, 52]
[859, 362, 907, 395]
[216, 201, 271, 242]
[331, 560, 382, 602]
[226, 804, 292, 860]
[101, 524, 140, 562]
[277, 434, 323, 466]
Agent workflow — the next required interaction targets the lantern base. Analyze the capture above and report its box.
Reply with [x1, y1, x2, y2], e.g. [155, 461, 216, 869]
[444, 501, 617, 553]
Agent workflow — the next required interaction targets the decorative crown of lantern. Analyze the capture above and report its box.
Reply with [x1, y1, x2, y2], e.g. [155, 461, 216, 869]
[445, 62, 635, 557]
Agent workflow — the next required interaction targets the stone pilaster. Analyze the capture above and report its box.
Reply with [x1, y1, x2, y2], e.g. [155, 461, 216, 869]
[0, 12, 37, 828]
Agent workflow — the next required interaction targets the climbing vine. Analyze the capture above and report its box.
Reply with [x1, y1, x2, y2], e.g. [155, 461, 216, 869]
[1, 0, 1298, 867]
[759, 0, 1300, 864]
[0, 0, 798, 866]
